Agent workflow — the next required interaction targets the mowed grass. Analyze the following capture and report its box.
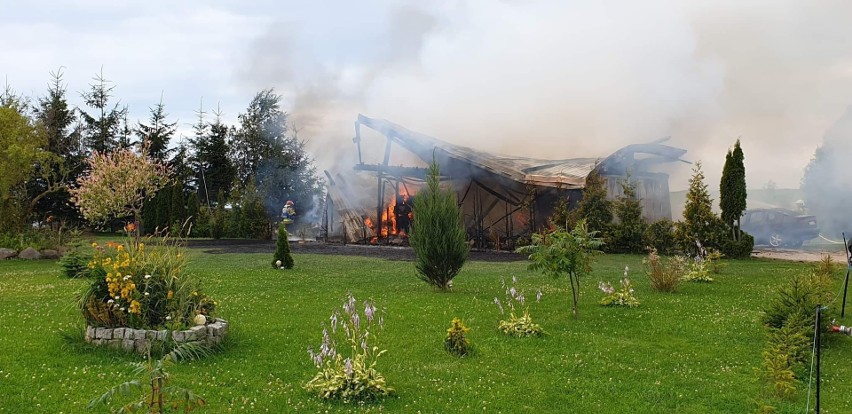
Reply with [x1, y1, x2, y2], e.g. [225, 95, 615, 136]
[1, 248, 852, 413]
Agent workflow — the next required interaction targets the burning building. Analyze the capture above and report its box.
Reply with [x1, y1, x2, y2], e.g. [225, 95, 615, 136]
[321, 115, 688, 248]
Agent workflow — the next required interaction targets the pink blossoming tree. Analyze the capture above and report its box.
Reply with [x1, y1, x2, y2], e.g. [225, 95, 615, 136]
[70, 147, 170, 241]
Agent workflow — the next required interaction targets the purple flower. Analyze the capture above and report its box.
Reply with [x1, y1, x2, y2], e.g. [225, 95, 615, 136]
[352, 312, 360, 329]
[536, 289, 542, 303]
[364, 301, 375, 322]
[344, 358, 353, 376]
[509, 287, 517, 299]
[330, 312, 339, 333]
[494, 297, 504, 314]
[518, 294, 526, 306]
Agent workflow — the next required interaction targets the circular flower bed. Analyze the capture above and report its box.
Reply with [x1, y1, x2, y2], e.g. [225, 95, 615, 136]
[80, 239, 223, 352]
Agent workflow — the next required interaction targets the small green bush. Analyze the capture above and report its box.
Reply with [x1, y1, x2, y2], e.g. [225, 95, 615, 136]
[272, 222, 294, 269]
[498, 311, 544, 338]
[814, 254, 839, 278]
[59, 249, 92, 278]
[719, 231, 754, 259]
[762, 273, 835, 332]
[682, 258, 714, 283]
[444, 318, 471, 356]
[643, 219, 676, 255]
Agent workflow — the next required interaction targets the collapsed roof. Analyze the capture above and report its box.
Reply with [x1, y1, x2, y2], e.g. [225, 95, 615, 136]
[323, 115, 688, 246]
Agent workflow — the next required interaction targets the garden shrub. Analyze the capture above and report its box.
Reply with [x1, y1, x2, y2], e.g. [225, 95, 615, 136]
[272, 222, 294, 269]
[598, 266, 640, 307]
[81, 239, 217, 330]
[761, 273, 835, 332]
[761, 312, 811, 398]
[59, 249, 92, 278]
[682, 258, 714, 283]
[410, 160, 469, 291]
[814, 254, 838, 278]
[304, 293, 393, 402]
[444, 318, 472, 357]
[706, 249, 727, 274]
[643, 249, 685, 292]
[494, 276, 545, 337]
[608, 179, 647, 254]
[643, 219, 676, 255]
[718, 231, 754, 259]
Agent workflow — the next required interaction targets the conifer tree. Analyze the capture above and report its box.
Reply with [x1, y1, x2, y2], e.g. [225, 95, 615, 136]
[720, 139, 747, 240]
[678, 162, 724, 254]
[410, 160, 469, 291]
[136, 97, 176, 161]
[575, 169, 613, 236]
[79, 69, 126, 154]
[610, 178, 647, 253]
[272, 221, 294, 269]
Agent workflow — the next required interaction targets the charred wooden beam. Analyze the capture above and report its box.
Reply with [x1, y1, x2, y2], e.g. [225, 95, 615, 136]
[353, 163, 429, 179]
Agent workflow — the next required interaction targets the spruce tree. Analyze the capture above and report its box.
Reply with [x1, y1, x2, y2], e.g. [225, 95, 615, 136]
[678, 162, 724, 254]
[610, 179, 647, 253]
[575, 169, 613, 236]
[409, 160, 469, 291]
[31, 69, 83, 223]
[136, 97, 176, 161]
[272, 221, 294, 269]
[79, 69, 126, 154]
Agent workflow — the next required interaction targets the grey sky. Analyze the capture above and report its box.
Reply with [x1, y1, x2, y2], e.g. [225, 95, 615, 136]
[3, 0, 851, 190]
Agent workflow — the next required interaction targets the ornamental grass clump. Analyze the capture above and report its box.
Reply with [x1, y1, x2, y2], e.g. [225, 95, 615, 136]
[444, 318, 472, 357]
[598, 266, 640, 307]
[304, 293, 393, 402]
[643, 248, 684, 292]
[80, 238, 217, 330]
[494, 276, 544, 338]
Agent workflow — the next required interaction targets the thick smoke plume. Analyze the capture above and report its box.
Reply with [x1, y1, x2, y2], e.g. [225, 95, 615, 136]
[239, 0, 852, 192]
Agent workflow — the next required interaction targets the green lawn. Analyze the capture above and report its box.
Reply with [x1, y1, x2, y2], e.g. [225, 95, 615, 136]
[1, 248, 851, 413]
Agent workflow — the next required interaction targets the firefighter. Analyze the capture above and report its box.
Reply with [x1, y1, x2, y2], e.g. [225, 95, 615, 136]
[281, 200, 296, 224]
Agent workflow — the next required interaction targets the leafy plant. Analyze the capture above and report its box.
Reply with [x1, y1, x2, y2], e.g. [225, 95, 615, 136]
[706, 249, 727, 274]
[444, 318, 472, 356]
[598, 266, 640, 307]
[494, 276, 544, 337]
[304, 293, 393, 402]
[88, 341, 208, 413]
[682, 257, 714, 283]
[409, 159, 469, 291]
[643, 248, 684, 293]
[272, 222, 294, 269]
[517, 220, 603, 317]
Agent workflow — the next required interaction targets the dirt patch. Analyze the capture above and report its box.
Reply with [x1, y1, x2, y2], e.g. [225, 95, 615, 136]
[186, 239, 525, 262]
[751, 246, 849, 263]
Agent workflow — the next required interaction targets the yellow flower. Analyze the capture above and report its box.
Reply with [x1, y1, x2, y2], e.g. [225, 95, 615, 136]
[167, 290, 174, 299]
[91, 242, 98, 248]
[139, 243, 145, 251]
[116, 245, 124, 251]
[129, 300, 141, 314]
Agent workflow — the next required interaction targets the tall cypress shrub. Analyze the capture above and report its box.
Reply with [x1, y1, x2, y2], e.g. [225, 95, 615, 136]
[272, 221, 294, 269]
[409, 160, 469, 291]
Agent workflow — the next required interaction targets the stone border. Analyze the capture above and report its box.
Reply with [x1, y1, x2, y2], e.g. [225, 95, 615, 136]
[85, 319, 228, 354]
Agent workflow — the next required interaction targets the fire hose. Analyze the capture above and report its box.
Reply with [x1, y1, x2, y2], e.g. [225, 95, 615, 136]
[830, 325, 852, 336]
